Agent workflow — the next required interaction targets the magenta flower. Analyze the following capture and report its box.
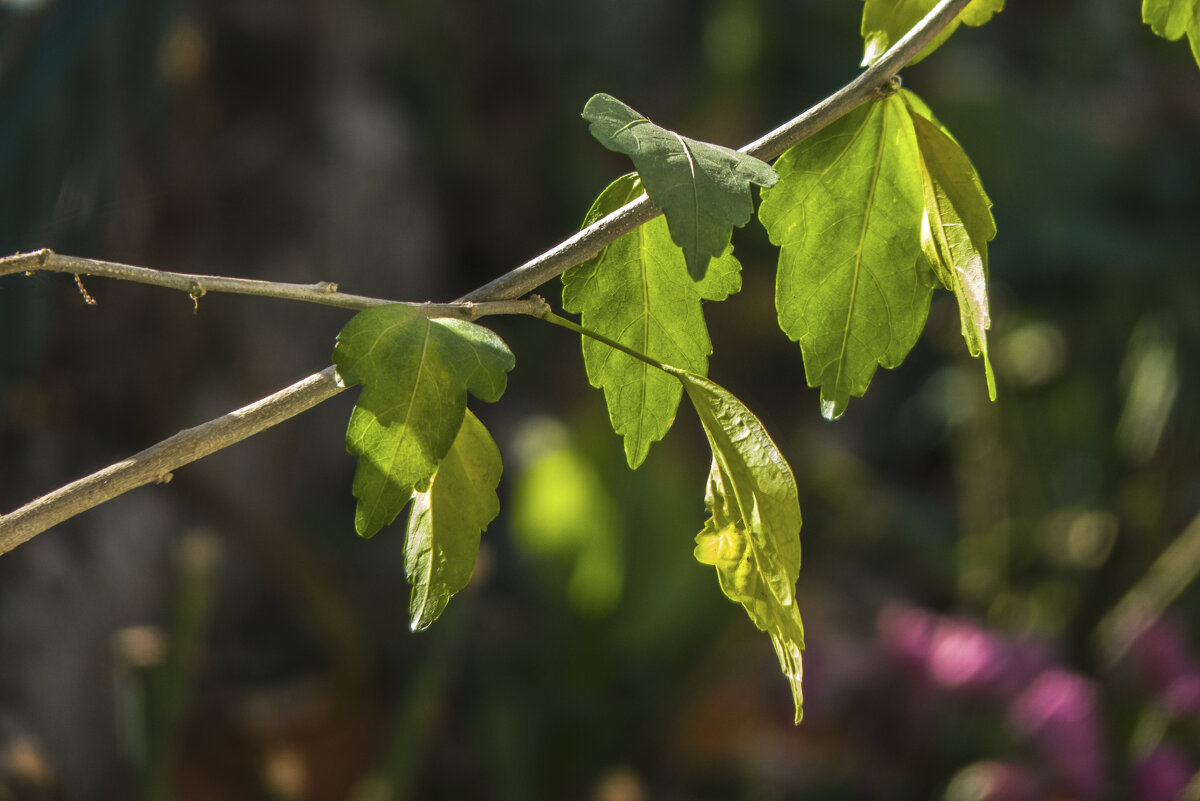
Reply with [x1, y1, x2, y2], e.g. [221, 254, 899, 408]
[1131, 744, 1193, 801]
[1009, 669, 1106, 800]
[877, 604, 1052, 699]
[1132, 619, 1196, 693]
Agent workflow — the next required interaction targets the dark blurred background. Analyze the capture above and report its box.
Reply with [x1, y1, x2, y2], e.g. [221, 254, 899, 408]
[1, 0, 1199, 799]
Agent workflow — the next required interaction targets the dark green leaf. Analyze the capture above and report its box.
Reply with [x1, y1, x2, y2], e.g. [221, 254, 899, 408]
[405, 409, 501, 631]
[1143, 0, 1200, 68]
[904, 91, 997, 396]
[759, 96, 930, 420]
[334, 305, 514, 537]
[582, 93, 777, 280]
[563, 174, 741, 468]
[664, 367, 805, 723]
[860, 0, 1004, 67]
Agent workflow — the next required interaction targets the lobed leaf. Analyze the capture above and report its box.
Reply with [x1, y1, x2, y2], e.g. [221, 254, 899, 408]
[582, 93, 777, 280]
[1143, 0, 1200, 68]
[759, 95, 931, 420]
[664, 367, 805, 723]
[405, 409, 502, 631]
[904, 91, 997, 396]
[563, 174, 741, 468]
[334, 305, 514, 537]
[860, 0, 1005, 67]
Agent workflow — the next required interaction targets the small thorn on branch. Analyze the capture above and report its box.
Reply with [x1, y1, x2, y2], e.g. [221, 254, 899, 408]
[74, 274, 96, 305]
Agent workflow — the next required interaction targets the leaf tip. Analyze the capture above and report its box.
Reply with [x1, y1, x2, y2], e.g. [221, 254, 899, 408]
[819, 396, 846, 421]
[984, 351, 997, 401]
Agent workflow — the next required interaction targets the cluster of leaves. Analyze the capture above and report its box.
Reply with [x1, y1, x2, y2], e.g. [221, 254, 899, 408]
[329, 0, 1019, 725]
[327, 0, 1200, 724]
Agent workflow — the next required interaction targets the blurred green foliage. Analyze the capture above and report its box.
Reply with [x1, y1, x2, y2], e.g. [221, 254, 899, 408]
[1, 0, 1200, 799]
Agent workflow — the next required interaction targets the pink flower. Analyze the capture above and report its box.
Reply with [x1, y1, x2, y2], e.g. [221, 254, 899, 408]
[877, 604, 1053, 698]
[1132, 744, 1193, 801]
[1009, 669, 1106, 800]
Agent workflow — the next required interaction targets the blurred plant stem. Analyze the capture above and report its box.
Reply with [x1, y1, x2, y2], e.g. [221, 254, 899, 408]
[112, 529, 221, 801]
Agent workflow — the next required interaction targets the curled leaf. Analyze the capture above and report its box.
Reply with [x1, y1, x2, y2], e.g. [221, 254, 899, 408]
[665, 367, 806, 723]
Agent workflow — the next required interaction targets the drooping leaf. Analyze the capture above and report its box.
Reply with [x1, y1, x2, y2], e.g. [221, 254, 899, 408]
[759, 95, 930, 420]
[334, 305, 514, 537]
[860, 0, 1005, 67]
[582, 93, 777, 280]
[563, 174, 742, 468]
[663, 366, 805, 723]
[904, 90, 997, 397]
[1143, 0, 1200, 68]
[405, 409, 502, 631]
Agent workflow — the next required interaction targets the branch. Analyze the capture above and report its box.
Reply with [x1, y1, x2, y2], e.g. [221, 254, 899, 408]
[0, 368, 342, 556]
[0, 0, 976, 554]
[0, 249, 550, 321]
[459, 0, 975, 303]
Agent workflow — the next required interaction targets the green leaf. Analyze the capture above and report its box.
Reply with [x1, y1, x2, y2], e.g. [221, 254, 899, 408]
[759, 95, 931, 420]
[405, 409, 502, 631]
[334, 305, 514, 537]
[1143, 0, 1200, 68]
[582, 93, 778, 280]
[904, 91, 997, 397]
[511, 420, 625, 617]
[664, 367, 805, 723]
[563, 174, 742, 468]
[860, 0, 1005, 67]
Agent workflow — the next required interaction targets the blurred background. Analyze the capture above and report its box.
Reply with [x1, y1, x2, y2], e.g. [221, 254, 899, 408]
[1, 0, 1199, 798]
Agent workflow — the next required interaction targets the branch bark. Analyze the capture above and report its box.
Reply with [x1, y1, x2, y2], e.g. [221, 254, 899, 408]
[0, 0, 976, 555]
[0, 249, 549, 320]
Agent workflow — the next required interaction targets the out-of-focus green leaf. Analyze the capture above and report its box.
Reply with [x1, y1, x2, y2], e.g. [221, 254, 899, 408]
[511, 419, 624, 617]
[759, 96, 930, 420]
[860, 0, 1005, 67]
[904, 90, 997, 397]
[563, 173, 741, 468]
[582, 93, 777, 280]
[665, 367, 805, 723]
[1143, 0, 1200, 68]
[405, 410, 501, 631]
[333, 305, 514, 537]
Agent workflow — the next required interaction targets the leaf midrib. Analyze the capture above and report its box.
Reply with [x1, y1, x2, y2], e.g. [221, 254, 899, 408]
[833, 100, 891, 401]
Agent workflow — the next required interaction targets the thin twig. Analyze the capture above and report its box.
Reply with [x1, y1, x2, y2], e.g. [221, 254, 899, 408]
[0, 0, 977, 554]
[0, 249, 549, 321]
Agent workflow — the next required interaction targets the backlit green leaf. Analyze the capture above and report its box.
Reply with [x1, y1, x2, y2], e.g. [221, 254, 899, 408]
[904, 91, 997, 397]
[1143, 0, 1200, 68]
[582, 93, 777, 280]
[759, 96, 930, 420]
[860, 0, 1005, 67]
[405, 409, 501, 631]
[334, 305, 514, 537]
[664, 367, 805, 723]
[563, 174, 741, 468]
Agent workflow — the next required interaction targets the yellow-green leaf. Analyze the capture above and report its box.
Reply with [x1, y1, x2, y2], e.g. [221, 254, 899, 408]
[665, 367, 805, 723]
[904, 90, 997, 397]
[405, 410, 502, 631]
[1143, 0, 1200, 68]
[334, 305, 514, 537]
[759, 96, 931, 420]
[860, 0, 1005, 67]
[563, 174, 741, 468]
